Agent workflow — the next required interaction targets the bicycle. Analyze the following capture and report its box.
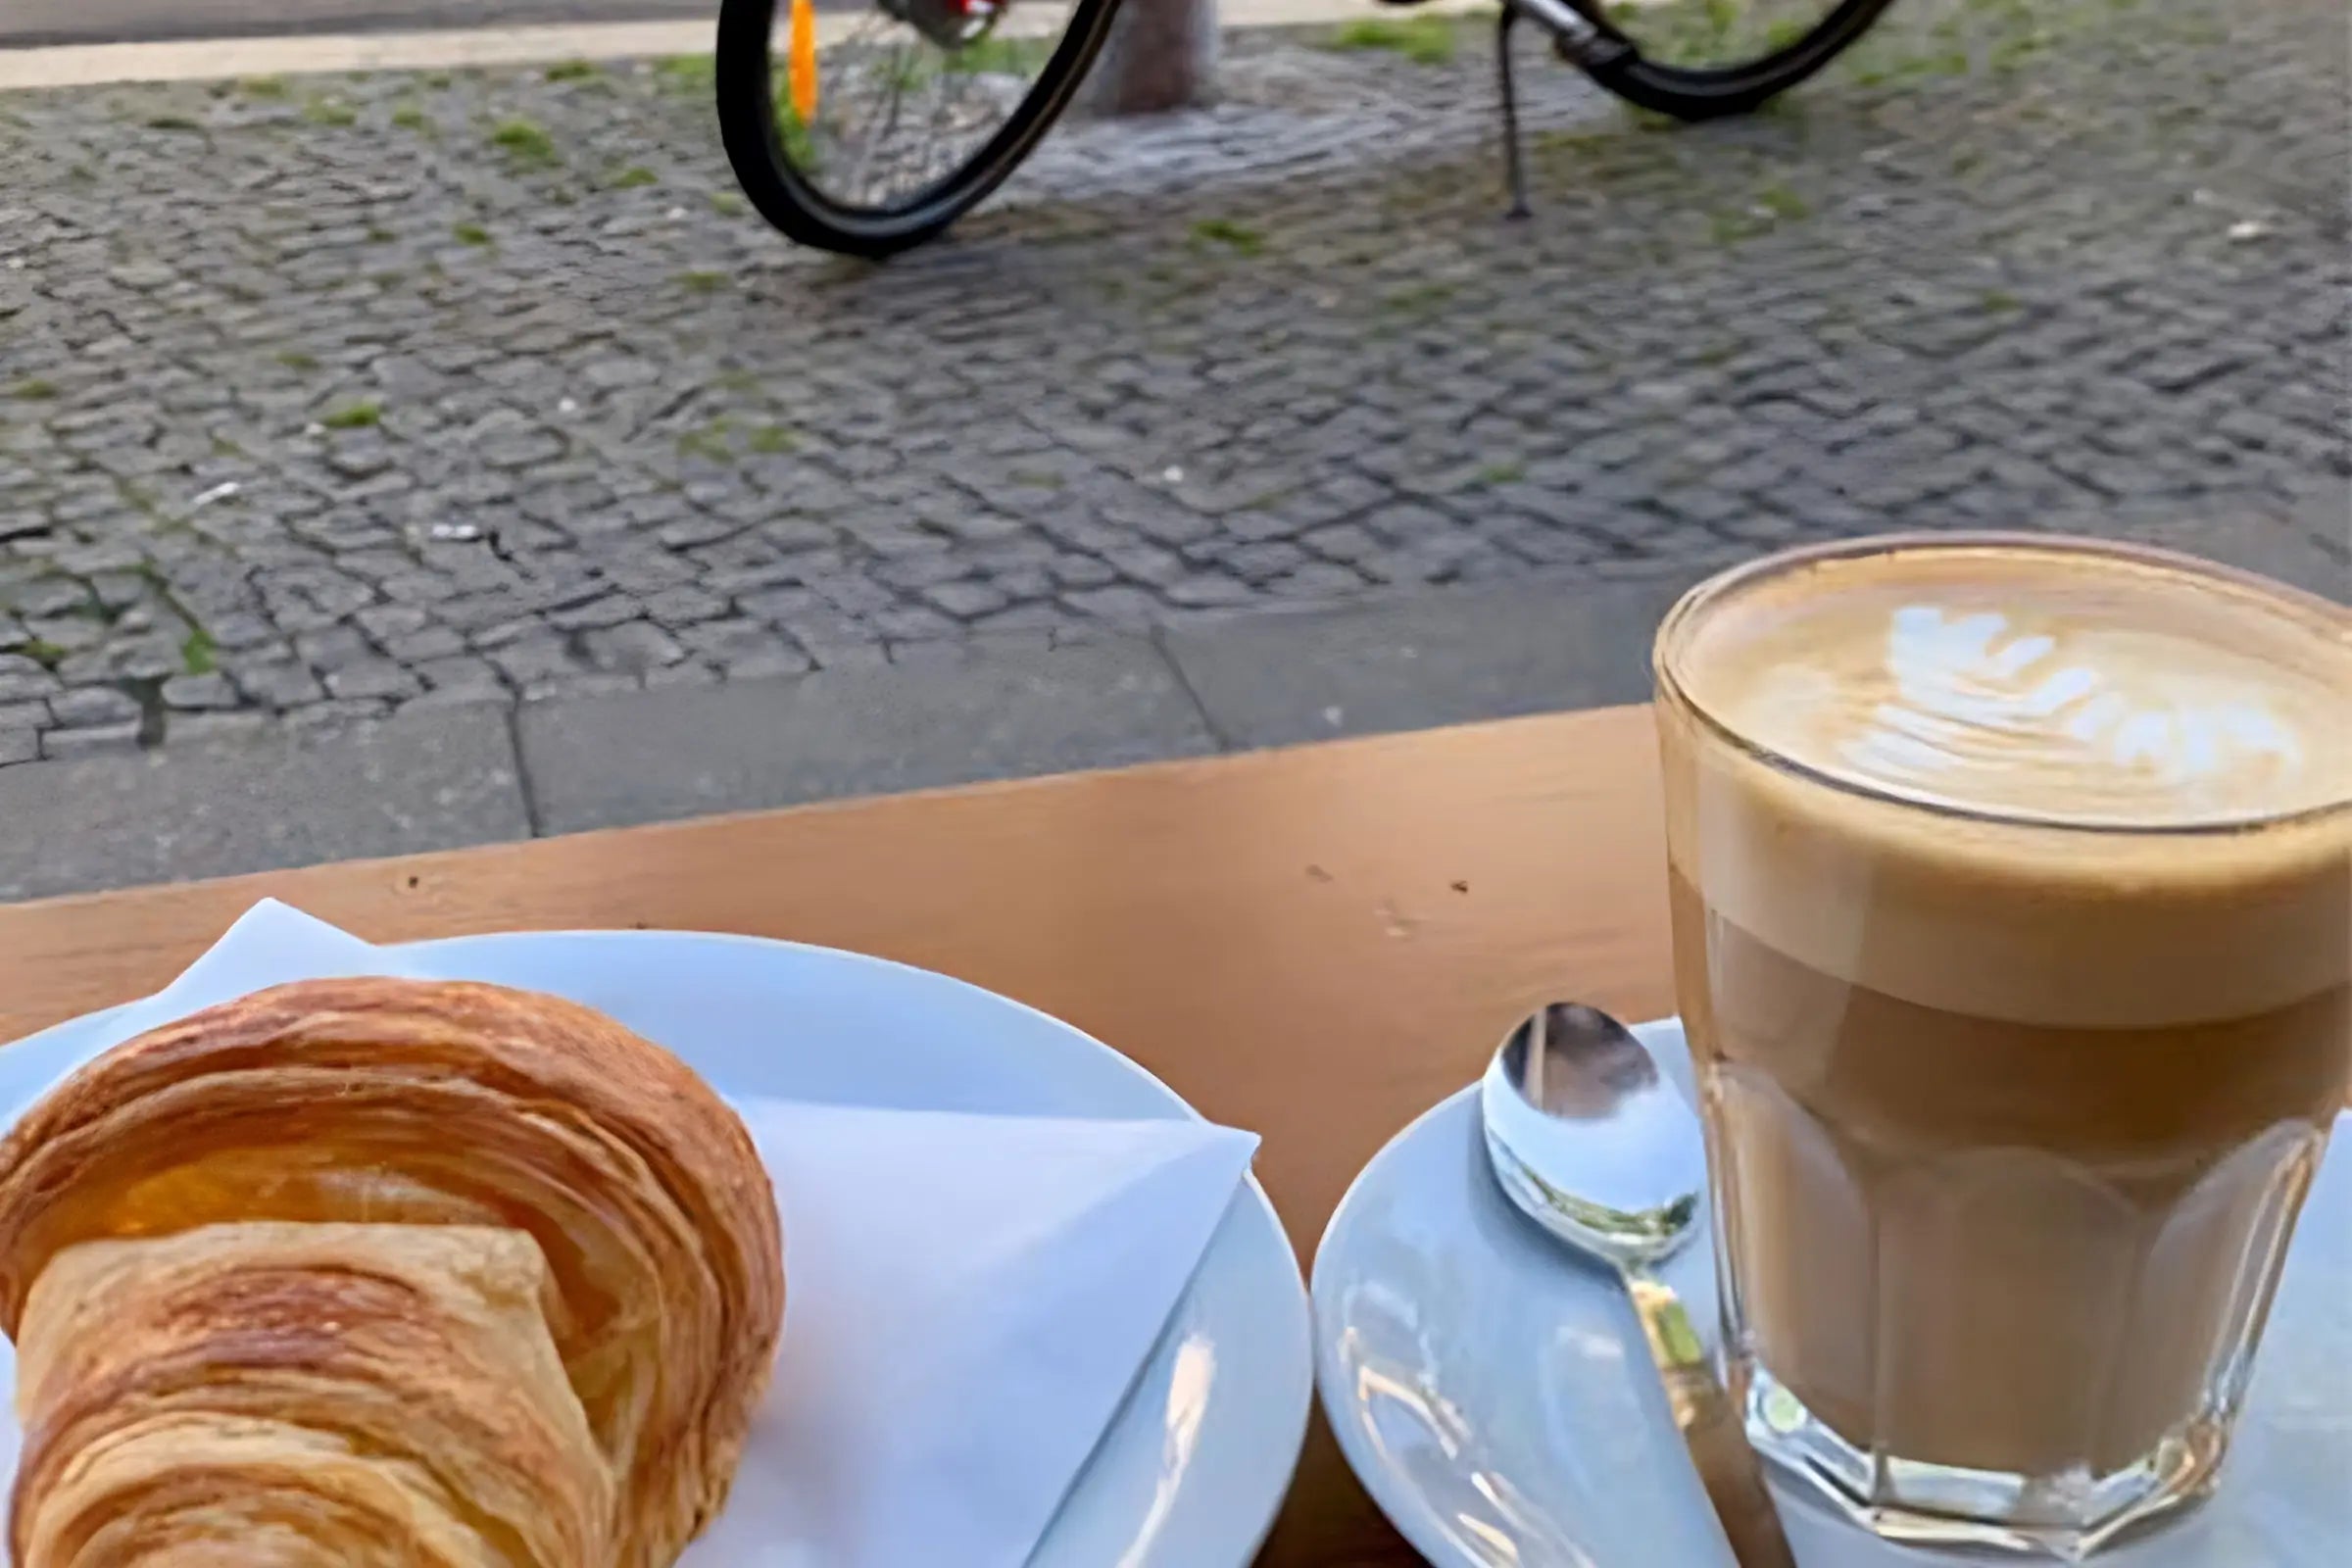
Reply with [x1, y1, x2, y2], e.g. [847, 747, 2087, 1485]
[716, 0, 1898, 257]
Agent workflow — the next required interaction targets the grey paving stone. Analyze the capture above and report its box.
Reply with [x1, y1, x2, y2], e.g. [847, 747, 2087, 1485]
[0, 706, 530, 903]
[229, 660, 328, 710]
[10, 581, 92, 619]
[924, 580, 1011, 618]
[387, 625, 468, 662]
[1162, 564, 1735, 749]
[581, 620, 685, 672]
[0, 664, 61, 705]
[323, 659, 423, 702]
[24, 617, 103, 654]
[356, 604, 433, 643]
[485, 636, 582, 686]
[548, 594, 642, 632]
[161, 672, 240, 711]
[415, 655, 509, 696]
[516, 637, 1217, 834]
[47, 687, 140, 729]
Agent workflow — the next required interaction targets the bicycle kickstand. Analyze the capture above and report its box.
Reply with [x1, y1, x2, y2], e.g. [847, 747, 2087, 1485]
[1496, 1, 1531, 220]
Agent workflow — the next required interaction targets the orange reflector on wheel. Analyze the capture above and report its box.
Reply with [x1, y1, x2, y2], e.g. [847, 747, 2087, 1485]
[788, 0, 819, 123]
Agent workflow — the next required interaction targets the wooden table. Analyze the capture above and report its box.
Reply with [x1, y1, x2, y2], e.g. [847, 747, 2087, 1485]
[0, 703, 1675, 1565]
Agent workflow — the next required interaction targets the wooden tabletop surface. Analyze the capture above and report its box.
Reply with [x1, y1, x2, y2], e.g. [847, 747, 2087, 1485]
[0, 703, 1675, 1565]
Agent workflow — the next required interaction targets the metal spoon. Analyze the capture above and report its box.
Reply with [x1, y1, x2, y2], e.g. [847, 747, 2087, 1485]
[1480, 1002, 1795, 1568]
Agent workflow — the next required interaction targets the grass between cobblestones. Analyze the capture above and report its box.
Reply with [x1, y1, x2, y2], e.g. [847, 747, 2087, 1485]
[1322, 17, 1465, 67]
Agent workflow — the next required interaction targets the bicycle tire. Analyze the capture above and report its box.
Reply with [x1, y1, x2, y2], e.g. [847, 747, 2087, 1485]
[716, 0, 1125, 258]
[1586, 0, 1898, 121]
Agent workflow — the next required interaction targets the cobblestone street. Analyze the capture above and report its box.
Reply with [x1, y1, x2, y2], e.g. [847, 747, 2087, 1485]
[0, 0, 2345, 765]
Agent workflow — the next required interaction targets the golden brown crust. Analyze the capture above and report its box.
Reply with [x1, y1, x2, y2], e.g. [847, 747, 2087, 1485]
[0, 977, 786, 1568]
[13, 1224, 612, 1568]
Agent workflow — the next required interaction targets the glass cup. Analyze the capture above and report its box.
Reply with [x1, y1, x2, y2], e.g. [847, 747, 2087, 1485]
[1650, 534, 2351, 1555]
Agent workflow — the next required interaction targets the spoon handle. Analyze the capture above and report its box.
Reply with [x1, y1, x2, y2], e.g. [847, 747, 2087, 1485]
[1626, 1273, 1796, 1568]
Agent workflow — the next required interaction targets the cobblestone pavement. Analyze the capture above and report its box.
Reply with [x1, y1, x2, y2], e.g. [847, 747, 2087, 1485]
[0, 0, 2345, 765]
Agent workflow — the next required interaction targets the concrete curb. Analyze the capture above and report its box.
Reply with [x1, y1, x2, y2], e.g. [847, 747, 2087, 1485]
[9, 503, 2342, 901]
[0, 0, 1494, 91]
[0, 568, 1712, 903]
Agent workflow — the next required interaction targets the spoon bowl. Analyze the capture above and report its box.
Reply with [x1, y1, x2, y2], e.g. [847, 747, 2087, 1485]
[1478, 1001, 1708, 1271]
[1477, 1001, 1795, 1566]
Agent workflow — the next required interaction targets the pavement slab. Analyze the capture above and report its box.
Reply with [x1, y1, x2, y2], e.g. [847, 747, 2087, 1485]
[0, 702, 528, 901]
[514, 632, 1217, 833]
[1161, 559, 1729, 747]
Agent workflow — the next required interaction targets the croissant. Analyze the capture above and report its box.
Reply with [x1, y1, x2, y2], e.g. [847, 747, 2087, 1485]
[0, 977, 787, 1568]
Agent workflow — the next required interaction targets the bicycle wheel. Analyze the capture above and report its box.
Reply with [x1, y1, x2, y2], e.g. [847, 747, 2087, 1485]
[716, 0, 1123, 257]
[1581, 0, 1897, 120]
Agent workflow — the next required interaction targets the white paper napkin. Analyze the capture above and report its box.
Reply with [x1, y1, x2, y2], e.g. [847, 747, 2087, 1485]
[0, 902, 1261, 1568]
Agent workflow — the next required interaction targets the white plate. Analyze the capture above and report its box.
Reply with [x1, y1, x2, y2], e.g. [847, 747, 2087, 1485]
[1313, 1019, 2352, 1567]
[0, 930, 1314, 1568]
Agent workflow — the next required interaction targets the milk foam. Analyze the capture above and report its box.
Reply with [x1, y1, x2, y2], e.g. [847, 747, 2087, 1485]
[1676, 544, 2349, 826]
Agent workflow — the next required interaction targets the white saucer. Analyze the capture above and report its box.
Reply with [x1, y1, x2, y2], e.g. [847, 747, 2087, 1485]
[0, 929, 1314, 1568]
[1312, 1019, 2352, 1567]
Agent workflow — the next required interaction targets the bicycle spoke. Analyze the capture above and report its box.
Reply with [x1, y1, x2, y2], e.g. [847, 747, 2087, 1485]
[916, 58, 979, 195]
[848, 43, 917, 204]
[777, 1, 1071, 213]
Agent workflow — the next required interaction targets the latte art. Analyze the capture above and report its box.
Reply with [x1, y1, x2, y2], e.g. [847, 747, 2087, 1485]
[1679, 543, 2349, 825]
[1821, 603, 2310, 818]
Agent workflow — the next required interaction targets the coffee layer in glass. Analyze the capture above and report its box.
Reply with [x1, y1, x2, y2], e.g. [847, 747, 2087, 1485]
[1653, 535, 2351, 1554]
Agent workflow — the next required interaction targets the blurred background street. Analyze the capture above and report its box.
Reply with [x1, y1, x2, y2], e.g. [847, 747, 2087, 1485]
[1, 0, 2345, 898]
